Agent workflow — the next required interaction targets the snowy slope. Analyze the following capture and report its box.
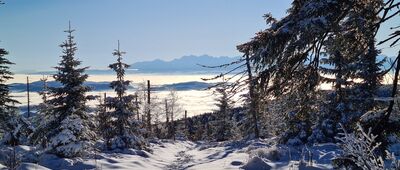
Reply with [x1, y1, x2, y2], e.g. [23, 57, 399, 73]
[4, 139, 340, 170]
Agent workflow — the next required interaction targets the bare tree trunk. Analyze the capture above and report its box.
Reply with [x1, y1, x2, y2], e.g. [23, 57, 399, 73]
[11, 145, 17, 170]
[184, 110, 188, 132]
[27, 76, 30, 118]
[171, 110, 175, 141]
[373, 51, 400, 153]
[385, 51, 400, 123]
[245, 53, 259, 138]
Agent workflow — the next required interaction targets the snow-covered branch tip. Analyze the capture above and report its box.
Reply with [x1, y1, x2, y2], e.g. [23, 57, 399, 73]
[335, 123, 399, 170]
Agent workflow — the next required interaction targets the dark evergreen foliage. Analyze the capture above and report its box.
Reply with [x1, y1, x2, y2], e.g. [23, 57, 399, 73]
[100, 41, 145, 149]
[0, 46, 22, 146]
[30, 23, 96, 158]
[0, 48, 19, 129]
[211, 80, 237, 141]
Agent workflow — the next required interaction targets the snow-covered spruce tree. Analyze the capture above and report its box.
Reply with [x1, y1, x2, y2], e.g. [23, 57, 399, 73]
[261, 96, 287, 137]
[0, 1, 12, 131]
[201, 46, 265, 139]
[211, 79, 237, 141]
[350, 1, 393, 153]
[185, 118, 196, 141]
[277, 73, 321, 145]
[35, 76, 52, 120]
[103, 41, 145, 149]
[351, 0, 384, 113]
[0, 46, 25, 146]
[203, 116, 213, 141]
[0, 53, 32, 147]
[310, 0, 386, 144]
[340, 0, 388, 152]
[235, 0, 389, 145]
[97, 94, 113, 148]
[235, 0, 350, 144]
[341, 0, 384, 117]
[192, 116, 206, 141]
[29, 76, 54, 148]
[0, 48, 19, 128]
[362, 1, 400, 156]
[36, 76, 52, 117]
[30, 23, 96, 158]
[310, 32, 357, 143]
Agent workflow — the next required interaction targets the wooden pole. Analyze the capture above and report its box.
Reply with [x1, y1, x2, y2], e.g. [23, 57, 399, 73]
[165, 99, 169, 123]
[27, 76, 30, 118]
[103, 93, 107, 110]
[184, 110, 188, 138]
[184, 110, 188, 129]
[171, 109, 175, 141]
[147, 80, 152, 134]
[165, 99, 169, 138]
[135, 95, 140, 121]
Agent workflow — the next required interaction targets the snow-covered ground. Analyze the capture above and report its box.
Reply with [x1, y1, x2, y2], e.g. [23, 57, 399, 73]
[0, 139, 341, 170]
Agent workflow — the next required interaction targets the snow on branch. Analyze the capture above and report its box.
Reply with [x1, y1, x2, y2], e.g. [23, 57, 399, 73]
[336, 123, 399, 169]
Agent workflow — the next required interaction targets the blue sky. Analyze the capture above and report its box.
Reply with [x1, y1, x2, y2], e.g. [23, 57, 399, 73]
[0, 0, 398, 72]
[0, 0, 292, 72]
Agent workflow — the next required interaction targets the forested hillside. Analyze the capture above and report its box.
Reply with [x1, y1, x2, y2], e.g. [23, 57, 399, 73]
[0, 0, 400, 169]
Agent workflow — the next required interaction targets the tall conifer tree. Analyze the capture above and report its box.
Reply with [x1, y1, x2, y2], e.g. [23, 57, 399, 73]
[31, 23, 95, 157]
[0, 0, 18, 127]
[0, 47, 19, 133]
[103, 41, 145, 149]
[212, 79, 236, 141]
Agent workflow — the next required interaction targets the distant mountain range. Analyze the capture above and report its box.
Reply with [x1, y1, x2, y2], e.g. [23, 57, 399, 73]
[130, 55, 241, 73]
[29, 54, 393, 75]
[30, 55, 241, 75]
[10, 81, 213, 92]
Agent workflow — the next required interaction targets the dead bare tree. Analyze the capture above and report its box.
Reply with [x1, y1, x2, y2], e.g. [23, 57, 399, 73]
[165, 89, 181, 140]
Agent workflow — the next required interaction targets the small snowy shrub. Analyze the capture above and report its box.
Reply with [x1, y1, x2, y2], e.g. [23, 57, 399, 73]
[308, 118, 337, 143]
[242, 156, 272, 170]
[249, 146, 286, 161]
[386, 151, 400, 170]
[280, 111, 313, 145]
[287, 137, 303, 146]
[109, 135, 145, 150]
[1, 115, 34, 146]
[4, 146, 20, 170]
[47, 115, 94, 158]
[335, 123, 399, 169]
[38, 153, 74, 169]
